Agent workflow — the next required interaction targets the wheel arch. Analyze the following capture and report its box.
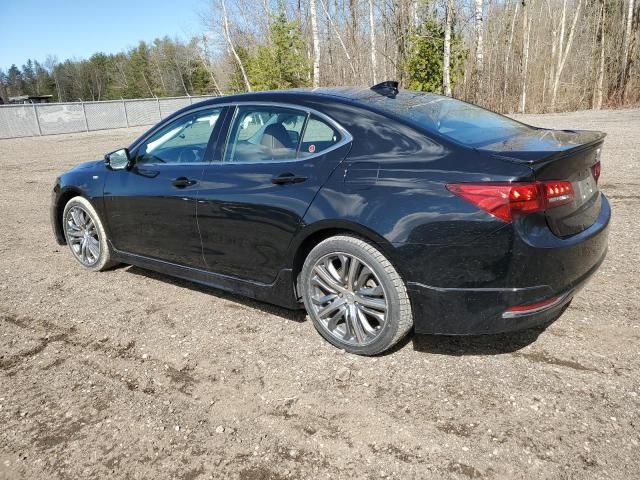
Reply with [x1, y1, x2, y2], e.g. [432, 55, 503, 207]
[53, 187, 86, 245]
[289, 220, 402, 300]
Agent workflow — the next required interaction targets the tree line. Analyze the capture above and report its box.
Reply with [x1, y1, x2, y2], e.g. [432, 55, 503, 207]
[0, 37, 219, 103]
[1, 0, 638, 113]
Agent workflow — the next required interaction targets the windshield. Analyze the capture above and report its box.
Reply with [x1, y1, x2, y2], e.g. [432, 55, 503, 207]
[365, 91, 532, 147]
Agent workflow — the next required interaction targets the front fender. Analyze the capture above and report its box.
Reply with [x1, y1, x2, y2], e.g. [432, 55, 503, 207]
[50, 162, 107, 245]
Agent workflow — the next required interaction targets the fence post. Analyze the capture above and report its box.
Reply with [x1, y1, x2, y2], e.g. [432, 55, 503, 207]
[156, 96, 162, 120]
[81, 101, 89, 132]
[32, 102, 42, 136]
[188, 95, 193, 105]
[121, 98, 130, 128]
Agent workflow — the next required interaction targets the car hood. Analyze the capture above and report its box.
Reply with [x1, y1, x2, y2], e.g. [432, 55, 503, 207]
[70, 159, 103, 171]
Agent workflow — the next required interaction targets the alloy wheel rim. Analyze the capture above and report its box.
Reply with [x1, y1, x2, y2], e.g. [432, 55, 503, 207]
[308, 252, 388, 346]
[65, 206, 100, 266]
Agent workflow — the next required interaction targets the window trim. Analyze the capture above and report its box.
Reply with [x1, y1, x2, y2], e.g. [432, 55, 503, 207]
[129, 101, 353, 166]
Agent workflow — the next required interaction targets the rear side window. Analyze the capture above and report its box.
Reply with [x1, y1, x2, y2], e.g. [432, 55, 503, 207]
[224, 106, 306, 162]
[298, 115, 340, 157]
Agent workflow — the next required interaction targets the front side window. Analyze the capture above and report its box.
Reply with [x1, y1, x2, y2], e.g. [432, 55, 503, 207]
[298, 115, 340, 158]
[224, 106, 307, 162]
[136, 108, 223, 164]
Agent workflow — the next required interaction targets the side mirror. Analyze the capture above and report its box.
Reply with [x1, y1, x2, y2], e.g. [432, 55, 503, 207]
[105, 148, 131, 170]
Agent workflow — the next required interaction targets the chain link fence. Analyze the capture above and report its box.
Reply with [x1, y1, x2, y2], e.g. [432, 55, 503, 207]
[0, 95, 219, 139]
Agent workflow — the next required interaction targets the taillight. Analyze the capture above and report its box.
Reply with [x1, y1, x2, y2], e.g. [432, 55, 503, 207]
[446, 181, 574, 222]
[591, 161, 601, 183]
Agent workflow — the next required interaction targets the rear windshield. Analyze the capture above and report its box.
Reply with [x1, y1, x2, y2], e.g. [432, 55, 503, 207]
[364, 91, 532, 147]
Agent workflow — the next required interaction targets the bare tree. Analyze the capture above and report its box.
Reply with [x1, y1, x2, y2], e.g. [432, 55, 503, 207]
[545, 0, 558, 102]
[520, 0, 532, 113]
[502, 0, 519, 111]
[443, 0, 453, 96]
[310, 0, 321, 87]
[220, 0, 251, 92]
[474, 0, 484, 97]
[369, 0, 378, 84]
[594, 0, 606, 109]
[319, 0, 357, 77]
[551, 0, 583, 110]
[620, 0, 636, 99]
[44, 55, 63, 102]
[199, 35, 223, 95]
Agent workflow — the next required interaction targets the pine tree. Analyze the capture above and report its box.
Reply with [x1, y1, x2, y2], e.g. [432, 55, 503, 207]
[248, 11, 310, 91]
[21, 60, 37, 95]
[6, 65, 23, 97]
[405, 18, 465, 94]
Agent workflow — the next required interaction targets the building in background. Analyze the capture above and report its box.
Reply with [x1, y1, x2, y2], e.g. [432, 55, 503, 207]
[8, 95, 53, 105]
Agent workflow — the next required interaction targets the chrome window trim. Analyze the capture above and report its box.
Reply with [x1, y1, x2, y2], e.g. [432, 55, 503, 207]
[129, 101, 353, 165]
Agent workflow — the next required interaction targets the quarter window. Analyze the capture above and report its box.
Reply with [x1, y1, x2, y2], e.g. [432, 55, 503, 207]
[224, 106, 307, 162]
[136, 108, 223, 164]
[298, 115, 340, 157]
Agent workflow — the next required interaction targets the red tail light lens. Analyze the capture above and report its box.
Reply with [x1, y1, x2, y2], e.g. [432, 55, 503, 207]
[447, 181, 574, 222]
[542, 181, 574, 205]
[591, 161, 601, 183]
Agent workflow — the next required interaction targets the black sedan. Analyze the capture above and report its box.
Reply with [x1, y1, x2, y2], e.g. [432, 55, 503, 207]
[51, 82, 610, 355]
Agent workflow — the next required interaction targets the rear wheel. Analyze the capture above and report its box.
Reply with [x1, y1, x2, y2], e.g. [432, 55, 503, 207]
[62, 196, 117, 271]
[300, 235, 413, 355]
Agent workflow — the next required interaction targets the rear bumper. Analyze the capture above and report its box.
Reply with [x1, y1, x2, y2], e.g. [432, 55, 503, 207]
[403, 194, 610, 335]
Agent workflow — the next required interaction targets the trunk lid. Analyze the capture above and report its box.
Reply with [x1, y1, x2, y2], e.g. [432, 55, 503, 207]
[478, 128, 605, 237]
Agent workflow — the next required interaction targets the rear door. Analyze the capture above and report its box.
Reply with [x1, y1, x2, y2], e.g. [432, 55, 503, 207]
[197, 105, 352, 284]
[104, 106, 226, 267]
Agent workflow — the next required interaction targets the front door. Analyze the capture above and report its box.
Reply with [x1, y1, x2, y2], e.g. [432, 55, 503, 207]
[197, 105, 351, 284]
[104, 106, 226, 268]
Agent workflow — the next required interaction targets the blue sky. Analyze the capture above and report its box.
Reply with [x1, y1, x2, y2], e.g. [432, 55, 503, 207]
[0, 0, 209, 70]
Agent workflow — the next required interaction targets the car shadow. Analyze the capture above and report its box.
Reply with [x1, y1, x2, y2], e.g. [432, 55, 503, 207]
[123, 265, 308, 323]
[122, 265, 547, 355]
[408, 327, 547, 356]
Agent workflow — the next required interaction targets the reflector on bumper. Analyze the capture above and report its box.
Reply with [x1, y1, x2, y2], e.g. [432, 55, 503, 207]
[502, 291, 572, 319]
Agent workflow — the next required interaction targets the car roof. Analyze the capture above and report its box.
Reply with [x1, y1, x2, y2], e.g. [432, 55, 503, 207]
[199, 87, 444, 111]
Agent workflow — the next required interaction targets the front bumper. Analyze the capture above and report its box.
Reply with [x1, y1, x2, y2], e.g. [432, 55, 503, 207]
[403, 194, 610, 335]
[50, 182, 67, 246]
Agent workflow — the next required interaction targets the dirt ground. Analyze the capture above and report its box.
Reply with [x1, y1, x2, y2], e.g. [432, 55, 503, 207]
[0, 109, 638, 480]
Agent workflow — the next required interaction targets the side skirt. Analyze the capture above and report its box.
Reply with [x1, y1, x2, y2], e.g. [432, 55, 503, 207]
[111, 248, 301, 310]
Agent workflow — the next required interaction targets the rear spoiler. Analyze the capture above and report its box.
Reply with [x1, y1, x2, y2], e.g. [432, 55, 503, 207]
[480, 129, 606, 165]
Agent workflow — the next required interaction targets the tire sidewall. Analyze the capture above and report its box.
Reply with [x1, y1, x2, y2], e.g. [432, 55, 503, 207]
[301, 236, 405, 355]
[62, 196, 112, 271]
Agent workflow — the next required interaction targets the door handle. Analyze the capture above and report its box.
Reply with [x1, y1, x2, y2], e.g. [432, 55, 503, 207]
[172, 177, 197, 188]
[271, 173, 308, 185]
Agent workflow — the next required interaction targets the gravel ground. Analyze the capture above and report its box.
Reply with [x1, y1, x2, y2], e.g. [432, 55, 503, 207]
[0, 109, 639, 480]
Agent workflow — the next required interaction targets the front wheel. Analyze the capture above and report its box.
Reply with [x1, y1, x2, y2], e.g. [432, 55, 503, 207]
[62, 196, 117, 271]
[300, 235, 413, 355]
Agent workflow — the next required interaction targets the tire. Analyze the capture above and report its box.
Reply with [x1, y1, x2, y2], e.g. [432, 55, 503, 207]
[300, 235, 413, 355]
[62, 196, 118, 271]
